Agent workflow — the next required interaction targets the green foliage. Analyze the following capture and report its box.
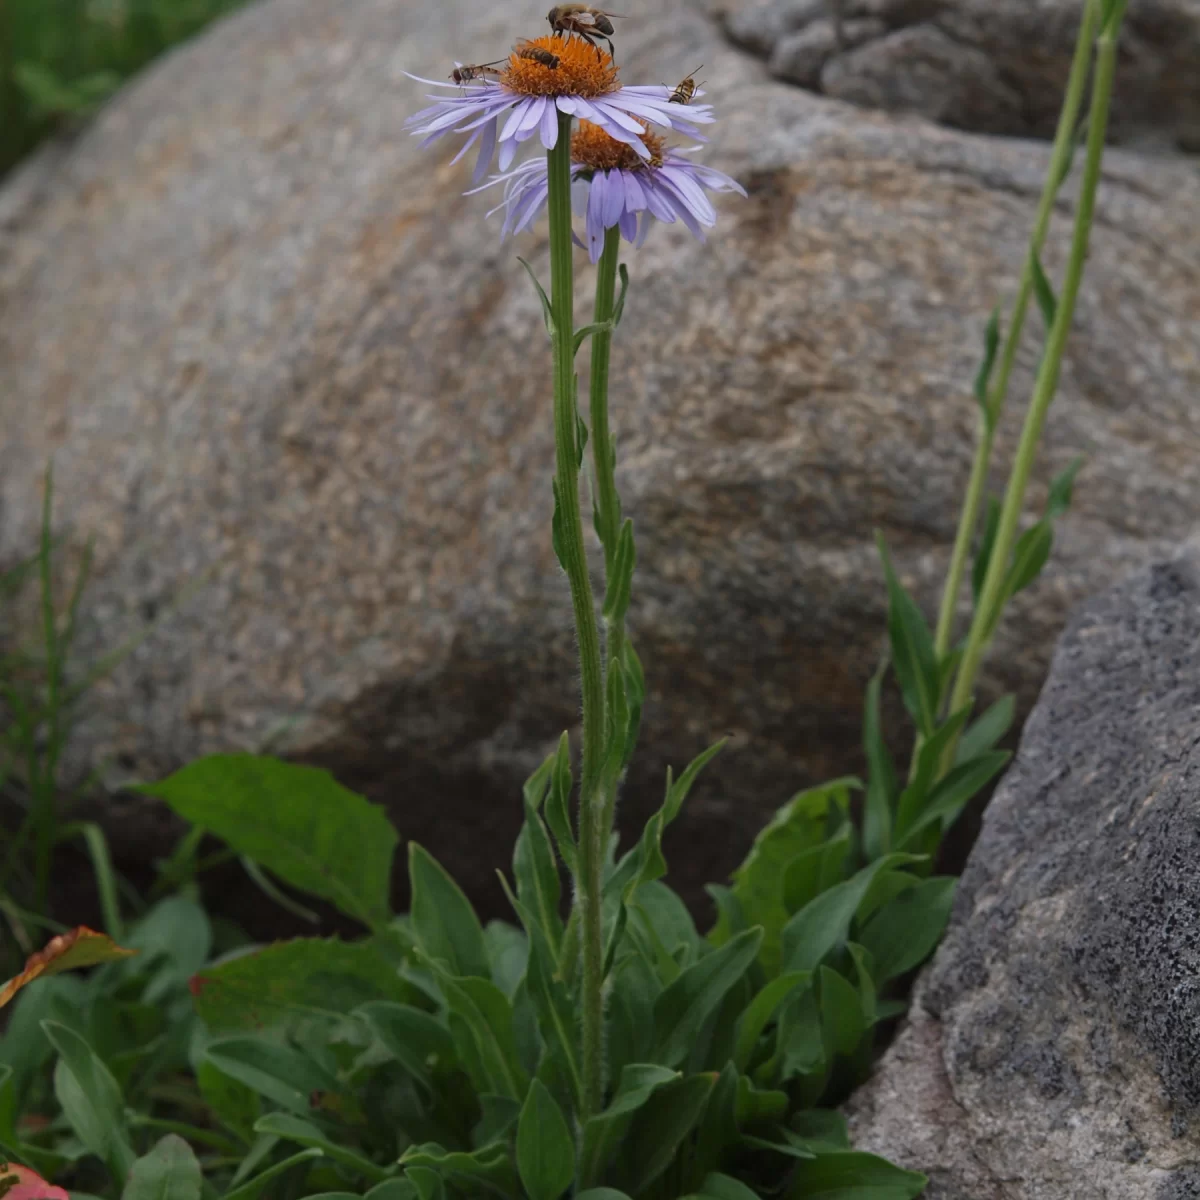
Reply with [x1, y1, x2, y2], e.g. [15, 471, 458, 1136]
[0, 0, 252, 179]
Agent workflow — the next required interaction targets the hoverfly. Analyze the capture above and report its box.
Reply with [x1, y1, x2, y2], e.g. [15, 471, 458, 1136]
[669, 64, 704, 105]
[513, 38, 561, 69]
[449, 60, 504, 85]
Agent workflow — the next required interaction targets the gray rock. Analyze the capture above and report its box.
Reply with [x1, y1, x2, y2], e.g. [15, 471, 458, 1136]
[770, 18, 887, 89]
[720, 0, 1200, 146]
[847, 549, 1200, 1199]
[1, 0, 1199, 918]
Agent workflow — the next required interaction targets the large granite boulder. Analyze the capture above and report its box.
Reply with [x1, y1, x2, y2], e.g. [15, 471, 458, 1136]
[718, 0, 1200, 147]
[846, 548, 1200, 1199]
[1, 0, 1199, 916]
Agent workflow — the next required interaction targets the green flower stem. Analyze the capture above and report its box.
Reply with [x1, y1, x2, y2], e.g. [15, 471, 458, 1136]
[946, 0, 1125, 736]
[932, 0, 1100, 662]
[546, 111, 606, 1121]
[590, 225, 626, 834]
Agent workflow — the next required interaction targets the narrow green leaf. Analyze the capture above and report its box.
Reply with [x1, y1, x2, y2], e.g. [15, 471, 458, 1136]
[971, 495, 1002, 606]
[514, 799, 564, 960]
[517, 257, 556, 337]
[576, 410, 589, 469]
[898, 751, 1010, 848]
[579, 1065, 678, 1187]
[876, 535, 938, 738]
[1002, 520, 1053, 602]
[894, 707, 972, 842]
[860, 877, 956, 983]
[784, 1150, 926, 1198]
[551, 478, 568, 572]
[955, 694, 1014, 766]
[222, 1149, 324, 1200]
[516, 1080, 575, 1200]
[972, 306, 1002, 432]
[135, 755, 396, 926]
[203, 1038, 337, 1115]
[733, 971, 810, 1072]
[1031, 250, 1058, 330]
[612, 264, 630, 326]
[254, 1113, 391, 1182]
[664, 740, 727, 823]
[862, 663, 896, 861]
[1047, 456, 1084, 519]
[601, 520, 636, 626]
[43, 1021, 135, 1180]
[408, 844, 489, 980]
[357, 1002, 457, 1089]
[653, 928, 763, 1068]
[544, 732, 577, 872]
[120, 1134, 203, 1200]
[619, 1074, 716, 1196]
[780, 854, 923, 974]
[573, 321, 615, 355]
[619, 641, 645, 771]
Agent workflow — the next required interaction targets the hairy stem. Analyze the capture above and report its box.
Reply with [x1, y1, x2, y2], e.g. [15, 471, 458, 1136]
[590, 226, 627, 836]
[946, 0, 1125, 737]
[546, 112, 606, 1122]
[932, 0, 1099, 663]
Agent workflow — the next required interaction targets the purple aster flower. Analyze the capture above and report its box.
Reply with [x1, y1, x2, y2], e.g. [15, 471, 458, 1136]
[405, 34, 714, 182]
[468, 120, 746, 262]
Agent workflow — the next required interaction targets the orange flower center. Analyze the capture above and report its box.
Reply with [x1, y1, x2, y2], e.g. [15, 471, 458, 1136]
[500, 34, 618, 98]
[571, 120, 665, 170]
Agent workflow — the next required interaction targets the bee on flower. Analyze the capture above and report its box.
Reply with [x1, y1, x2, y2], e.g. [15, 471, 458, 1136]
[405, 34, 713, 181]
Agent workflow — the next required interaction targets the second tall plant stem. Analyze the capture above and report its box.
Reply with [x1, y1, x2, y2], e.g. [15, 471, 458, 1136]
[932, 0, 1099, 662]
[947, 0, 1123, 728]
[590, 226, 626, 834]
[546, 113, 606, 1122]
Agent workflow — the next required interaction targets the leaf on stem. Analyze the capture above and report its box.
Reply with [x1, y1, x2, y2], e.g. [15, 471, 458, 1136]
[517, 257, 556, 337]
[0, 928, 136, 1010]
[612, 264, 630, 326]
[972, 305, 1002, 433]
[862, 662, 896, 861]
[1031, 250, 1058, 331]
[876, 535, 939, 738]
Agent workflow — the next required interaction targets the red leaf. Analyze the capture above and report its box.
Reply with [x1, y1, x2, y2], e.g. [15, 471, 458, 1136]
[0, 927, 138, 1010]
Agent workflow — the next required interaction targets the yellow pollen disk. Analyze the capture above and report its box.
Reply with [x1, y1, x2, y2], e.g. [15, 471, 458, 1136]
[571, 120, 665, 170]
[501, 34, 618, 97]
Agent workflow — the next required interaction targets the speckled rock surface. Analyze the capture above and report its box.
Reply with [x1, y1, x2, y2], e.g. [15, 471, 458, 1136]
[1, 0, 1200, 916]
[846, 549, 1200, 1199]
[719, 0, 1200, 147]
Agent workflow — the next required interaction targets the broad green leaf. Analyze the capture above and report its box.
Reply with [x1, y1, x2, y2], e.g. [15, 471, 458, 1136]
[789, 1110, 852, 1151]
[121, 1134, 202, 1200]
[253, 1113, 391, 1182]
[784, 1150, 926, 1198]
[860, 877, 956, 983]
[618, 1074, 716, 1196]
[782, 829, 851, 918]
[876, 536, 939, 737]
[196, 1058, 259, 1141]
[696, 1175, 760, 1200]
[578, 1064, 678, 1186]
[191, 938, 410, 1030]
[484, 921, 528, 999]
[724, 779, 856, 973]
[408, 844, 489, 980]
[780, 854, 922, 974]
[366, 1183, 420, 1200]
[862, 663, 896, 860]
[222, 1149, 324, 1200]
[516, 1080, 574, 1200]
[733, 972, 810, 1071]
[819, 966, 865, 1059]
[653, 929, 763, 1068]
[136, 755, 397, 926]
[897, 751, 1009, 848]
[955, 695, 1014, 766]
[43, 1021, 135, 1179]
[203, 1037, 338, 1115]
[576, 1193, 633, 1200]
